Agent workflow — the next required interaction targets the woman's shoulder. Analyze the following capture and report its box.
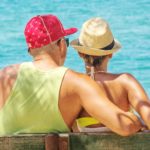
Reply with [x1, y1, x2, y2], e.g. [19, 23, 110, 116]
[97, 72, 134, 80]
[114, 73, 136, 83]
[95, 72, 136, 86]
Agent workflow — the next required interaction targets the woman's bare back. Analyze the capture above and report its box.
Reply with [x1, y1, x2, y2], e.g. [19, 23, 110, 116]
[78, 72, 150, 128]
[94, 72, 130, 111]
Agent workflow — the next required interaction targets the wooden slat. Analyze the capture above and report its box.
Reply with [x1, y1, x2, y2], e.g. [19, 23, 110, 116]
[0, 132, 150, 150]
[58, 134, 68, 150]
[45, 134, 59, 150]
[0, 134, 45, 150]
[0, 134, 67, 150]
[69, 132, 150, 150]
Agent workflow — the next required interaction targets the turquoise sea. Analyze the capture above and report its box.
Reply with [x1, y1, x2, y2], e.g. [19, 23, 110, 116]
[0, 0, 150, 95]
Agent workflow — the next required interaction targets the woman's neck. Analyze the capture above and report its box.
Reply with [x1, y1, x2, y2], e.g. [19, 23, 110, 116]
[85, 64, 107, 74]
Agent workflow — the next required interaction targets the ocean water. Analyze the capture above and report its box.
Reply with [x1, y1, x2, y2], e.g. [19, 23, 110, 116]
[0, 0, 150, 95]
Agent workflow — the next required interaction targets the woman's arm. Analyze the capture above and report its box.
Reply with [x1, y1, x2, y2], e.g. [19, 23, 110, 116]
[121, 73, 150, 129]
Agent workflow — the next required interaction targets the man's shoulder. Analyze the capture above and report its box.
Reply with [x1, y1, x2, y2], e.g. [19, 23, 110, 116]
[65, 69, 92, 84]
[64, 69, 101, 96]
[0, 64, 20, 79]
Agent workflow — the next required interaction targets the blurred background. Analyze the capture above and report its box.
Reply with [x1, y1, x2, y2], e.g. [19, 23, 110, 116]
[0, 0, 150, 95]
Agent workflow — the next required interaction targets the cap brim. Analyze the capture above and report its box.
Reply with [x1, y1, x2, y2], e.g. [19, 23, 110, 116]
[64, 28, 78, 36]
[70, 39, 121, 56]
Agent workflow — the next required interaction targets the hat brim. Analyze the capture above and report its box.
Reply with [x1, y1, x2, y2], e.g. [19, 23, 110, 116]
[64, 28, 78, 36]
[70, 39, 121, 56]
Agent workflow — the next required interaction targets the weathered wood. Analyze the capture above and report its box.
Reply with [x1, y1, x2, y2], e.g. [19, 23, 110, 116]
[45, 134, 59, 150]
[69, 132, 150, 150]
[0, 134, 45, 150]
[0, 132, 150, 150]
[0, 134, 67, 150]
[58, 134, 68, 150]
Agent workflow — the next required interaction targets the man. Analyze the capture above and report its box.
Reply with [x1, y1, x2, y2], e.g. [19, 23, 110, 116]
[0, 14, 142, 136]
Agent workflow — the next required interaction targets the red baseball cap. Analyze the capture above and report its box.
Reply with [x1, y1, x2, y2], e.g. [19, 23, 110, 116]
[24, 14, 78, 49]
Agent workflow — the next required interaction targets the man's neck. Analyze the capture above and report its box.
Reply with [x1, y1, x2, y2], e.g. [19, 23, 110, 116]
[33, 54, 60, 70]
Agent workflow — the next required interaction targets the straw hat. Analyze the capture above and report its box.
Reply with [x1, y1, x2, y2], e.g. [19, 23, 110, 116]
[71, 17, 121, 56]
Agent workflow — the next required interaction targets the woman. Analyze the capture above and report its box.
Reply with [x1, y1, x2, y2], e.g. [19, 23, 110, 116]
[71, 17, 150, 132]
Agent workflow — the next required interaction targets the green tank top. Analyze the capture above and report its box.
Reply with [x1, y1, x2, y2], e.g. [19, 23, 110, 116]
[0, 62, 70, 135]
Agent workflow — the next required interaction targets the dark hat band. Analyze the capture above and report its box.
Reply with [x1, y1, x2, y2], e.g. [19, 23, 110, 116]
[101, 39, 115, 50]
[78, 39, 115, 51]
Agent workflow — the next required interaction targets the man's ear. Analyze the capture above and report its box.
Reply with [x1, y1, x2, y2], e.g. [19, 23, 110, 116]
[58, 39, 67, 58]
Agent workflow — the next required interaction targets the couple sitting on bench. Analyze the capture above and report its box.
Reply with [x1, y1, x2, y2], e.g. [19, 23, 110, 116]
[0, 14, 149, 136]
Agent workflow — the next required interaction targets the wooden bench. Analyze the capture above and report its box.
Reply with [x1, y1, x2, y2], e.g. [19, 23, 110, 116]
[0, 131, 150, 150]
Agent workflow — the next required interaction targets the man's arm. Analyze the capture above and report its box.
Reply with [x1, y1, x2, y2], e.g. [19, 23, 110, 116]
[121, 73, 150, 129]
[71, 71, 142, 136]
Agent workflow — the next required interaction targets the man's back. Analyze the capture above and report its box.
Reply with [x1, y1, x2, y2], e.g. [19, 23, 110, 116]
[0, 62, 75, 135]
